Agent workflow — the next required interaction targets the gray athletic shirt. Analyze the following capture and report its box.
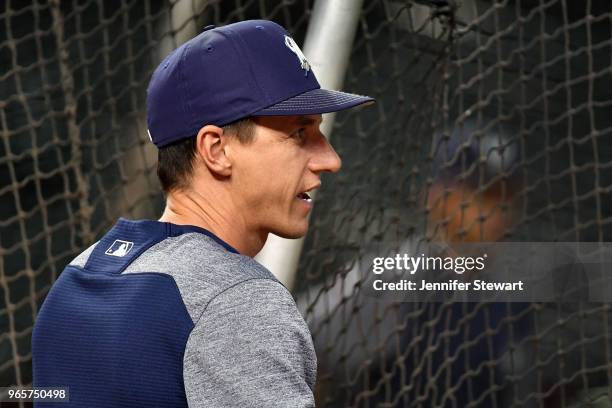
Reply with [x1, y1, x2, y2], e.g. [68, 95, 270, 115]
[70, 231, 317, 407]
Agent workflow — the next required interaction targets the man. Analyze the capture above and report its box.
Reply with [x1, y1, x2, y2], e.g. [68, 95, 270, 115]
[32, 20, 373, 407]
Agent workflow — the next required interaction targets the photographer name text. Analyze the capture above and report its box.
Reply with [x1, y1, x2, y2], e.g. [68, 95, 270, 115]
[373, 279, 524, 292]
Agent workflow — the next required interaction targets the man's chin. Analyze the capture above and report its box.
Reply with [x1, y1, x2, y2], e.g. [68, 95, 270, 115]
[270, 223, 309, 240]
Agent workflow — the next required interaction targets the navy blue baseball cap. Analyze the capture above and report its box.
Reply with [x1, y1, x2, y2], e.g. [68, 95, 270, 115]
[146, 20, 374, 147]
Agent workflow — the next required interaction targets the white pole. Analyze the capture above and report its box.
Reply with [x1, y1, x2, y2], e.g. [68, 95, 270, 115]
[255, 0, 365, 290]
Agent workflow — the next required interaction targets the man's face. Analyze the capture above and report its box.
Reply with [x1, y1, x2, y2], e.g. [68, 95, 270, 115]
[228, 114, 341, 239]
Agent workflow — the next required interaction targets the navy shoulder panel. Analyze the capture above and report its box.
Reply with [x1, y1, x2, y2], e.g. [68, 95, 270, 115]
[30, 219, 232, 407]
[33, 266, 194, 407]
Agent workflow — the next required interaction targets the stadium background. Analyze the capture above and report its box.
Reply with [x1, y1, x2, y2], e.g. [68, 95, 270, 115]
[2, 0, 612, 406]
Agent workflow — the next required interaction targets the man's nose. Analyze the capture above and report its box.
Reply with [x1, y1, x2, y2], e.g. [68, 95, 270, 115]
[309, 135, 342, 174]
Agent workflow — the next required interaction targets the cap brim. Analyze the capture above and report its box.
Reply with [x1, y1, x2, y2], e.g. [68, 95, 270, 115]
[253, 88, 374, 116]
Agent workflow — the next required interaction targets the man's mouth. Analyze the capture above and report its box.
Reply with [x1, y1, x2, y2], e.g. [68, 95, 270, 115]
[296, 192, 312, 202]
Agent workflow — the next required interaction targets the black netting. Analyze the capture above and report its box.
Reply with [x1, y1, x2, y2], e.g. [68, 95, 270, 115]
[1, 1, 612, 407]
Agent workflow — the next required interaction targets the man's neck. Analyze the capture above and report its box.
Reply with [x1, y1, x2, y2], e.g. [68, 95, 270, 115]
[158, 190, 267, 257]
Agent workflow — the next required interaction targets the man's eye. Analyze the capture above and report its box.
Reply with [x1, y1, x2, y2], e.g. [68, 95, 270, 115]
[292, 128, 307, 141]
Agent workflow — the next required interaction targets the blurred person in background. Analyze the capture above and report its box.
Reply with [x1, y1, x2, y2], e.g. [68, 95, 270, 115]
[307, 119, 534, 407]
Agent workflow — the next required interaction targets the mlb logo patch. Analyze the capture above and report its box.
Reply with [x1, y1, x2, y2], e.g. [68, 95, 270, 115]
[105, 240, 134, 257]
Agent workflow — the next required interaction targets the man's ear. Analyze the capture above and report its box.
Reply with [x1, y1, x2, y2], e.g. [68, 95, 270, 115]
[195, 125, 232, 177]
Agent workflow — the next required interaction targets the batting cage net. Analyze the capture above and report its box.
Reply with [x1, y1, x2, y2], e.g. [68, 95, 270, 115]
[1, 0, 612, 407]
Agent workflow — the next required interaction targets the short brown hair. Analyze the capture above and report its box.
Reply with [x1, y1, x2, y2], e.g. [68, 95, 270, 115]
[157, 118, 255, 194]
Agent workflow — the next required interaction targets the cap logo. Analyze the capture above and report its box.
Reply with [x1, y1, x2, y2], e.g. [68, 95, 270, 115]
[284, 35, 310, 76]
